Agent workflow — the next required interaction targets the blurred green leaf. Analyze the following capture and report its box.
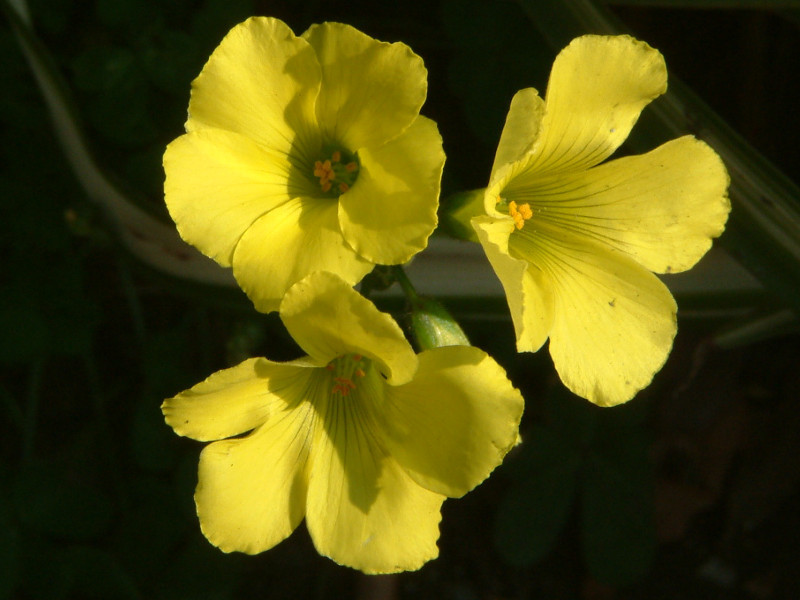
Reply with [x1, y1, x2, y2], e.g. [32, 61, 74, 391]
[0, 296, 49, 363]
[0, 488, 20, 600]
[545, 385, 599, 448]
[190, 0, 255, 49]
[112, 477, 190, 583]
[154, 533, 246, 600]
[581, 448, 656, 586]
[71, 45, 139, 93]
[17, 535, 70, 600]
[583, 397, 655, 585]
[13, 462, 114, 540]
[607, 0, 800, 7]
[142, 328, 196, 398]
[25, 0, 75, 35]
[138, 29, 202, 95]
[494, 424, 582, 566]
[495, 385, 656, 579]
[129, 395, 181, 472]
[60, 545, 141, 600]
[442, 0, 552, 145]
[96, 0, 154, 31]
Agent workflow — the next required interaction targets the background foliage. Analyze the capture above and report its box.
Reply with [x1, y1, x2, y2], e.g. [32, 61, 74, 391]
[2, 0, 800, 598]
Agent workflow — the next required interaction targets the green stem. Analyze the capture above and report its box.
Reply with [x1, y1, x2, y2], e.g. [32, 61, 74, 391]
[391, 265, 419, 304]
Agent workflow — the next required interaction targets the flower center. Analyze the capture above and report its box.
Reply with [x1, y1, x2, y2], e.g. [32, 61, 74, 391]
[497, 196, 533, 230]
[326, 353, 368, 397]
[313, 145, 359, 197]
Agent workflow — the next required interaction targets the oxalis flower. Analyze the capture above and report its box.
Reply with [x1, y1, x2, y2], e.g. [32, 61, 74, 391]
[162, 271, 523, 573]
[472, 35, 730, 407]
[164, 17, 444, 312]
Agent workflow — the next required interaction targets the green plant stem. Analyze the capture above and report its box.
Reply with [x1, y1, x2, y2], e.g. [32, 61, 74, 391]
[391, 265, 419, 304]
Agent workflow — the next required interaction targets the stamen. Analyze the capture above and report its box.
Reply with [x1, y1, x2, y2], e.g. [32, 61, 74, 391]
[332, 377, 357, 396]
[508, 200, 534, 230]
[312, 146, 360, 197]
[328, 354, 370, 397]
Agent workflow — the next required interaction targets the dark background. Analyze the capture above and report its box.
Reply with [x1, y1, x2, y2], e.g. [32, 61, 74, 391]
[2, 1, 799, 598]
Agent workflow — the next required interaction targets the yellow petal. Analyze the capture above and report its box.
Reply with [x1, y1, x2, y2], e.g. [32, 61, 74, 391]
[187, 17, 321, 163]
[378, 346, 524, 498]
[164, 129, 311, 267]
[305, 390, 444, 574]
[194, 371, 316, 554]
[231, 197, 373, 313]
[338, 116, 444, 264]
[302, 22, 427, 150]
[489, 87, 545, 190]
[472, 216, 554, 352]
[162, 357, 313, 441]
[511, 224, 677, 406]
[522, 35, 666, 176]
[505, 136, 730, 274]
[280, 272, 418, 385]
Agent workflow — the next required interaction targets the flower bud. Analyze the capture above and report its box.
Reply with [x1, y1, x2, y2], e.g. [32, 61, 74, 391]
[410, 297, 470, 350]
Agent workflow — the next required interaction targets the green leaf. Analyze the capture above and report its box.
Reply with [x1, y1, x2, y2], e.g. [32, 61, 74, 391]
[129, 395, 181, 472]
[17, 535, 70, 600]
[139, 30, 202, 95]
[493, 425, 582, 566]
[111, 477, 190, 582]
[0, 488, 20, 600]
[579, 395, 655, 585]
[12, 462, 114, 540]
[0, 300, 49, 364]
[607, 0, 800, 7]
[442, 0, 552, 146]
[96, 0, 154, 31]
[581, 449, 656, 586]
[60, 546, 140, 600]
[190, 0, 254, 49]
[154, 533, 245, 600]
[545, 385, 599, 448]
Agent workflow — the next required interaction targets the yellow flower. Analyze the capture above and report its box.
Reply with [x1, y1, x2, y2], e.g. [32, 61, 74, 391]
[164, 17, 444, 312]
[472, 35, 730, 407]
[161, 272, 523, 573]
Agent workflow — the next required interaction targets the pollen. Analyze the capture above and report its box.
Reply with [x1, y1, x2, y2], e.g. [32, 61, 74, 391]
[313, 146, 360, 197]
[508, 200, 533, 230]
[332, 377, 357, 396]
[328, 353, 370, 397]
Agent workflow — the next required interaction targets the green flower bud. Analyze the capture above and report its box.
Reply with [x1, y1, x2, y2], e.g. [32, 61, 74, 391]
[410, 297, 470, 350]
